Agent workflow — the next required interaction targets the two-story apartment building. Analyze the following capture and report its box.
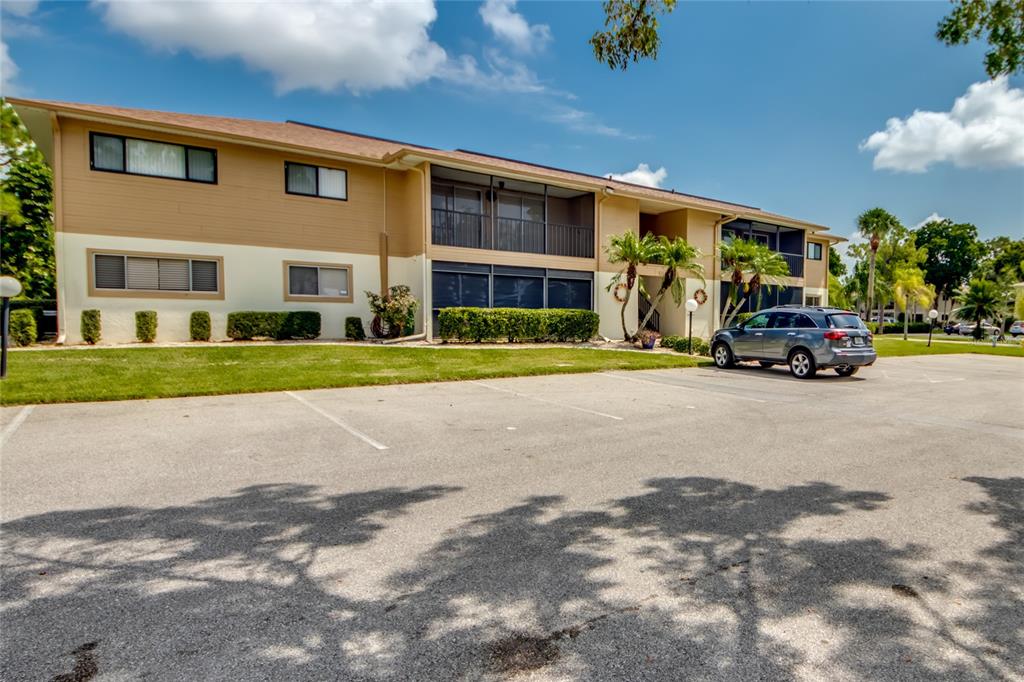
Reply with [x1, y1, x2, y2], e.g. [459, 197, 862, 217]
[10, 98, 841, 344]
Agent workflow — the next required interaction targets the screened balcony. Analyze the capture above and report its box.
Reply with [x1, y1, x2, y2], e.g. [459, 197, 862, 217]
[430, 165, 595, 259]
[721, 219, 805, 278]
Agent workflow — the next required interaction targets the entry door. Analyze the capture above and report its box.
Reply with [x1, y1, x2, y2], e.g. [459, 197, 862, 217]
[732, 312, 770, 358]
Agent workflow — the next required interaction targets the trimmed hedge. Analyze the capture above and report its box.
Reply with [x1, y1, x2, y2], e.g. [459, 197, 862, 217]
[81, 309, 101, 344]
[345, 316, 366, 341]
[135, 311, 157, 343]
[226, 311, 321, 340]
[660, 334, 710, 356]
[9, 309, 37, 346]
[867, 321, 935, 334]
[10, 299, 55, 341]
[437, 307, 599, 343]
[190, 311, 211, 342]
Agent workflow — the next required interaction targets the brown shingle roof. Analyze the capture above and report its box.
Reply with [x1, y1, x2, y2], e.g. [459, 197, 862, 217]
[9, 97, 833, 233]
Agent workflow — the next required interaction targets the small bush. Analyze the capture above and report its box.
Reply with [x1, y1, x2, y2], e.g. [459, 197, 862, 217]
[867, 321, 934, 334]
[81, 309, 101, 344]
[345, 316, 366, 341]
[135, 310, 157, 343]
[10, 299, 54, 341]
[660, 335, 710, 355]
[190, 311, 211, 342]
[366, 285, 419, 339]
[436, 307, 599, 343]
[226, 311, 321, 340]
[9, 309, 37, 346]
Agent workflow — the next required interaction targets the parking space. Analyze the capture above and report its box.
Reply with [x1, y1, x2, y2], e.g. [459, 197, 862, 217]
[1, 354, 1022, 680]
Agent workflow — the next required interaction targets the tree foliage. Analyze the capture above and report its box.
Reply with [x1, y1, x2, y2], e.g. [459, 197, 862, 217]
[1, 101, 55, 298]
[828, 246, 846, 278]
[977, 236, 1024, 281]
[605, 230, 659, 339]
[914, 218, 982, 304]
[954, 278, 1010, 337]
[637, 235, 704, 332]
[591, 0, 677, 70]
[937, 0, 1024, 77]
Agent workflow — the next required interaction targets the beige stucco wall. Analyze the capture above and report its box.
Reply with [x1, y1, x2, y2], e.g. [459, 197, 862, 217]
[805, 238, 829, 291]
[59, 232, 423, 344]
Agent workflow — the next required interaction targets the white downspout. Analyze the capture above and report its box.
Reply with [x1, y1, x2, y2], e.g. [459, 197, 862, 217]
[405, 163, 430, 338]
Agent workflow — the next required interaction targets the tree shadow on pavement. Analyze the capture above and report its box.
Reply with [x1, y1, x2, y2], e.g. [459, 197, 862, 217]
[1, 477, 1019, 680]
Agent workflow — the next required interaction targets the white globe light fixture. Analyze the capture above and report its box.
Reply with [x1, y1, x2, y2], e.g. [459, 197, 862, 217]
[0, 275, 24, 379]
[927, 308, 939, 347]
[685, 298, 699, 355]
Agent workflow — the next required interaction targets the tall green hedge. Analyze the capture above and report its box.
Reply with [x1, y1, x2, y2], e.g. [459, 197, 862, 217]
[81, 309, 101, 344]
[10, 299, 55, 342]
[135, 311, 157, 343]
[226, 311, 321, 340]
[867, 321, 935, 334]
[437, 307, 599, 343]
[9, 309, 37, 346]
[190, 311, 211, 342]
[660, 335, 710, 356]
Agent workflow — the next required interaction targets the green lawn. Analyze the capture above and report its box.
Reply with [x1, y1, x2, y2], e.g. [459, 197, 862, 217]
[0, 345, 710, 406]
[873, 337, 1024, 358]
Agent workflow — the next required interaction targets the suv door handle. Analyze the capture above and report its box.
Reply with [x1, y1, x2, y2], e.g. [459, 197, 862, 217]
[754, 332, 763, 336]
[787, 332, 796, 336]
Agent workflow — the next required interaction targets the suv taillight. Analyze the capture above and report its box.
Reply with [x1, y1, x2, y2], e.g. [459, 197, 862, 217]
[824, 330, 847, 340]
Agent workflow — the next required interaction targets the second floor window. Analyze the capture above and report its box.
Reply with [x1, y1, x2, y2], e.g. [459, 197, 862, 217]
[285, 162, 347, 200]
[807, 242, 823, 260]
[91, 133, 216, 183]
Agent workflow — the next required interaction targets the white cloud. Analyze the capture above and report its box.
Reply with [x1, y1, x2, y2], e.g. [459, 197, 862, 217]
[479, 0, 551, 53]
[606, 163, 668, 188]
[94, 0, 448, 94]
[1, 40, 18, 94]
[860, 77, 1024, 172]
[913, 212, 945, 229]
[548, 106, 632, 138]
[1, 1, 39, 18]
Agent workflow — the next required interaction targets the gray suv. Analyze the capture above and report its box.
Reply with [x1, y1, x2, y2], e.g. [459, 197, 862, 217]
[711, 305, 876, 379]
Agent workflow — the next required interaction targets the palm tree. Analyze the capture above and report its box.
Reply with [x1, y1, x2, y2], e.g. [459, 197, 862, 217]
[605, 231, 658, 340]
[638, 236, 705, 332]
[953, 279, 1005, 339]
[856, 208, 901, 325]
[747, 247, 790, 312]
[892, 266, 935, 340]
[718, 238, 759, 327]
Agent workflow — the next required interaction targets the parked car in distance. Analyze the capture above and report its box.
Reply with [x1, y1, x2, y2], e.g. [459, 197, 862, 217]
[959, 322, 1001, 337]
[944, 322, 961, 335]
[712, 305, 876, 379]
[870, 315, 896, 324]
[1010, 320, 1023, 338]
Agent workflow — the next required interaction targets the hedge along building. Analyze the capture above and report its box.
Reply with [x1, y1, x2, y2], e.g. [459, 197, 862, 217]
[10, 98, 842, 344]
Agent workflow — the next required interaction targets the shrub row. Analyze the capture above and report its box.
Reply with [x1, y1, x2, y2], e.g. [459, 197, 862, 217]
[866, 321, 936, 334]
[226, 311, 321, 340]
[438, 307, 599, 343]
[660, 335, 710, 356]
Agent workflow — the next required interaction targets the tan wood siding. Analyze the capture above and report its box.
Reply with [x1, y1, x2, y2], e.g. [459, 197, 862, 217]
[385, 167, 426, 258]
[59, 117, 391, 255]
[804, 238, 828, 290]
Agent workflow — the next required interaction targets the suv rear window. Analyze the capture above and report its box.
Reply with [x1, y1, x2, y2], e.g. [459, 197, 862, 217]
[827, 314, 866, 330]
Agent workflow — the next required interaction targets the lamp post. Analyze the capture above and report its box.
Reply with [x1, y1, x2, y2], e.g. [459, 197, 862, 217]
[685, 298, 699, 355]
[927, 308, 939, 348]
[1, 276, 24, 379]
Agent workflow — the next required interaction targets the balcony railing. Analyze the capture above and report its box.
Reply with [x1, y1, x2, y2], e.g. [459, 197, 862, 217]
[779, 252, 804, 278]
[432, 208, 594, 259]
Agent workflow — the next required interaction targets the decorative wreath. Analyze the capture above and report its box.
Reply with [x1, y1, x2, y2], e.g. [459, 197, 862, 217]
[693, 288, 708, 305]
[613, 283, 629, 303]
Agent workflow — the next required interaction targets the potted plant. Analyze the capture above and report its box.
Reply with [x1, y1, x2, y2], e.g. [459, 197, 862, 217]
[637, 329, 659, 349]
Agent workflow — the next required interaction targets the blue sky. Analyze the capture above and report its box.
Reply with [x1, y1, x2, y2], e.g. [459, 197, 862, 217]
[3, 0, 1022, 248]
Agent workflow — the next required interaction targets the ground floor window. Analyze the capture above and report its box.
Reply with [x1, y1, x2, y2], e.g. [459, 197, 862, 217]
[805, 294, 822, 307]
[90, 250, 221, 297]
[283, 261, 352, 301]
[432, 261, 593, 326]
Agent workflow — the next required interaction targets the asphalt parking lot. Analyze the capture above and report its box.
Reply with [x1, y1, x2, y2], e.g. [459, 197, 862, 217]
[2, 354, 1022, 681]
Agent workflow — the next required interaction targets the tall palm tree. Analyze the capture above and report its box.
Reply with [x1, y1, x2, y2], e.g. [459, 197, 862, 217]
[747, 247, 790, 312]
[892, 266, 935, 340]
[638, 236, 705, 332]
[953, 279, 1005, 339]
[856, 208, 901, 324]
[719, 238, 759, 327]
[605, 231, 658, 340]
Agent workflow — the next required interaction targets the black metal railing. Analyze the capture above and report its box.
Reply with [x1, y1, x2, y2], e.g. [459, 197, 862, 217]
[431, 208, 594, 259]
[779, 252, 804, 277]
[638, 296, 660, 332]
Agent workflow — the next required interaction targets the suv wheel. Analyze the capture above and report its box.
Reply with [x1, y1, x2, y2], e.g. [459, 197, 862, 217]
[712, 342, 735, 369]
[788, 349, 816, 379]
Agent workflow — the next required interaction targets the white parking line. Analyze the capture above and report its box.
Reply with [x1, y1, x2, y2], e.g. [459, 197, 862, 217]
[471, 381, 623, 421]
[284, 391, 389, 451]
[0, 406, 34, 449]
[604, 372, 768, 403]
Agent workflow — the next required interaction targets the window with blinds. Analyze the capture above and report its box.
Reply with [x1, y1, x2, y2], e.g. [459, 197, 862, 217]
[90, 133, 217, 183]
[286, 264, 350, 298]
[285, 162, 347, 200]
[93, 253, 219, 293]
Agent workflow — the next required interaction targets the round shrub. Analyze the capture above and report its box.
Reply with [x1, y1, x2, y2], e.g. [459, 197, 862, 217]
[135, 310, 157, 343]
[81, 309, 101, 344]
[190, 311, 211, 342]
[9, 309, 37, 346]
